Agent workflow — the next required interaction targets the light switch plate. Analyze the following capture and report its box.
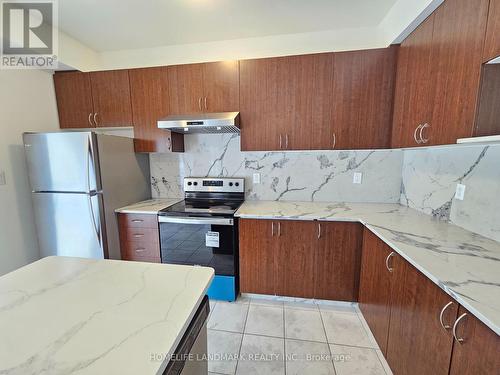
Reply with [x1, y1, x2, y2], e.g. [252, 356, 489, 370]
[253, 173, 261, 184]
[0, 170, 6, 186]
[455, 183, 466, 200]
[353, 172, 363, 184]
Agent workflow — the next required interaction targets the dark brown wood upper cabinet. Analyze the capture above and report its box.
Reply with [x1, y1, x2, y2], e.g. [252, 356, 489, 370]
[386, 256, 458, 375]
[391, 14, 436, 148]
[53, 71, 94, 129]
[202, 61, 239, 112]
[315, 222, 363, 301]
[483, 0, 500, 62]
[239, 219, 276, 295]
[129, 67, 184, 153]
[392, 0, 490, 147]
[333, 47, 397, 149]
[167, 63, 204, 114]
[449, 306, 500, 374]
[358, 229, 398, 355]
[474, 63, 500, 137]
[167, 61, 239, 115]
[430, 0, 490, 145]
[239, 57, 286, 151]
[89, 70, 133, 127]
[275, 220, 317, 298]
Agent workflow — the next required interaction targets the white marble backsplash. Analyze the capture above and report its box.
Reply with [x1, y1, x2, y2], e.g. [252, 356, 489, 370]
[150, 134, 403, 203]
[401, 143, 500, 242]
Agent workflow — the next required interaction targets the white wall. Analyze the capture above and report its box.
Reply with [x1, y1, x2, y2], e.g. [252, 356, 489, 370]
[0, 70, 59, 276]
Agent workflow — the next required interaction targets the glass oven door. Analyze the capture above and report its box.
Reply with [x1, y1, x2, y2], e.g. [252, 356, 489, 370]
[158, 216, 236, 276]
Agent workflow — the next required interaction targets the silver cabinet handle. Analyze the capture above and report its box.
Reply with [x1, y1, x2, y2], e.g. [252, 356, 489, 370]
[385, 252, 395, 272]
[278, 222, 281, 237]
[439, 301, 454, 330]
[271, 222, 275, 237]
[414, 124, 423, 144]
[131, 219, 143, 223]
[332, 133, 336, 149]
[285, 134, 289, 149]
[452, 313, 468, 344]
[93, 112, 99, 127]
[88, 113, 93, 127]
[317, 223, 321, 239]
[279, 134, 283, 149]
[133, 234, 145, 238]
[198, 97, 202, 111]
[204, 97, 208, 110]
[420, 123, 430, 144]
[135, 248, 146, 253]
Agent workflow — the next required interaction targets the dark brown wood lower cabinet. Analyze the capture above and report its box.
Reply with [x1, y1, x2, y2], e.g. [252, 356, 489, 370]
[117, 213, 161, 263]
[239, 219, 276, 295]
[449, 306, 500, 374]
[386, 257, 458, 375]
[275, 221, 317, 298]
[315, 222, 363, 301]
[358, 229, 398, 355]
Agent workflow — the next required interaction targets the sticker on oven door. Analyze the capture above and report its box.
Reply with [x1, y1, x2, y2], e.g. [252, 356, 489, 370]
[206, 231, 220, 248]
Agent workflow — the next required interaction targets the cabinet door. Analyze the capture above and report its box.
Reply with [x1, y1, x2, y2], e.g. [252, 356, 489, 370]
[239, 219, 276, 295]
[89, 70, 133, 127]
[386, 258, 458, 375]
[449, 306, 500, 375]
[333, 48, 397, 149]
[129, 67, 184, 153]
[315, 222, 363, 301]
[202, 61, 239, 112]
[474, 64, 500, 137]
[483, 0, 500, 62]
[53, 71, 94, 129]
[275, 221, 317, 298]
[430, 0, 489, 145]
[391, 14, 435, 148]
[239, 57, 283, 151]
[358, 229, 397, 355]
[167, 64, 204, 115]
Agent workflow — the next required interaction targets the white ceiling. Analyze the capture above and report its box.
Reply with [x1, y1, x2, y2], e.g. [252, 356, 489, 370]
[58, 0, 398, 52]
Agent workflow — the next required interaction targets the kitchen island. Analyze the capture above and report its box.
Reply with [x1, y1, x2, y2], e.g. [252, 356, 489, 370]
[0, 256, 214, 374]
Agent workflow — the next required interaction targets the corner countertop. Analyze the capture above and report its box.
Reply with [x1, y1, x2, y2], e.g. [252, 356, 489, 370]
[115, 198, 181, 214]
[236, 200, 500, 336]
[0, 256, 214, 375]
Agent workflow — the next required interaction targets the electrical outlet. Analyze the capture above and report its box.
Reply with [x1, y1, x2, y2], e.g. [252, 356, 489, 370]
[0, 170, 6, 186]
[253, 173, 261, 184]
[455, 183, 466, 200]
[353, 172, 363, 184]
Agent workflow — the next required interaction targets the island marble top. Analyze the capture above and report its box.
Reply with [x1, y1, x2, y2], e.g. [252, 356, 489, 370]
[115, 198, 181, 214]
[0, 256, 214, 375]
[236, 200, 500, 336]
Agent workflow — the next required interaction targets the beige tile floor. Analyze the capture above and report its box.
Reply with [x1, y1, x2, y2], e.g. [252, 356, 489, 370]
[206, 296, 392, 375]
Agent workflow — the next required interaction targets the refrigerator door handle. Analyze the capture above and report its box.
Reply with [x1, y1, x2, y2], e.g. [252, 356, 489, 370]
[88, 192, 102, 250]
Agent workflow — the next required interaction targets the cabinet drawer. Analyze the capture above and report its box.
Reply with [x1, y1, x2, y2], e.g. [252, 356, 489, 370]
[118, 213, 158, 229]
[120, 227, 159, 243]
[122, 240, 160, 263]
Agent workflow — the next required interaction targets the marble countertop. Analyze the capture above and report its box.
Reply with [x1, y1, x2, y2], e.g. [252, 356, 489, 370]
[236, 200, 500, 336]
[115, 198, 181, 214]
[0, 256, 214, 375]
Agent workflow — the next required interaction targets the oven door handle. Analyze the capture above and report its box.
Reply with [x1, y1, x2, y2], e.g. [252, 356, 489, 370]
[158, 216, 234, 226]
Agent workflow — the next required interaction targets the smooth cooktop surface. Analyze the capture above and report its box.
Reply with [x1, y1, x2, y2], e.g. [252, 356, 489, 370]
[159, 199, 244, 216]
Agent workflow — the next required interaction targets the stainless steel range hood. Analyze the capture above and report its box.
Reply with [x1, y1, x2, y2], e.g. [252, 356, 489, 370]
[158, 112, 240, 134]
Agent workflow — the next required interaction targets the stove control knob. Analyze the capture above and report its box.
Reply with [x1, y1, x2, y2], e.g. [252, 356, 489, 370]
[187, 182, 192, 186]
[235, 182, 240, 187]
[193, 182, 198, 186]
[229, 182, 233, 187]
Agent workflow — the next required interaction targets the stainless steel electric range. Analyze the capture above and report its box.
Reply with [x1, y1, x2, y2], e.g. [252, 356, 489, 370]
[158, 177, 245, 301]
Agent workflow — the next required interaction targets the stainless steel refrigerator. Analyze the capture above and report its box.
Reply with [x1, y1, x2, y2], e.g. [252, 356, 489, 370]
[23, 131, 150, 260]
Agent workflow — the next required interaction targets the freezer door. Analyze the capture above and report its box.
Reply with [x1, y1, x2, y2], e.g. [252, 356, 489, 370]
[32, 192, 107, 259]
[23, 132, 100, 193]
